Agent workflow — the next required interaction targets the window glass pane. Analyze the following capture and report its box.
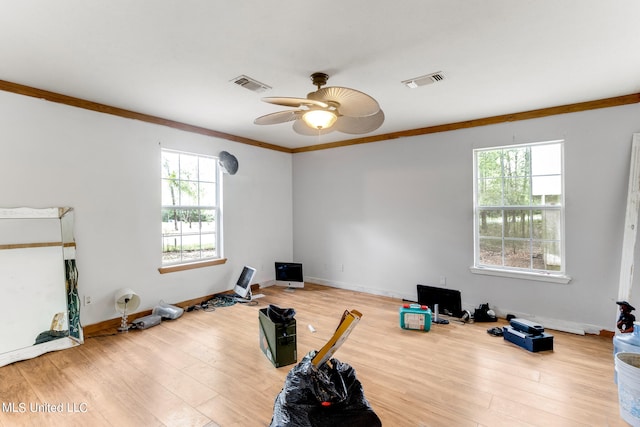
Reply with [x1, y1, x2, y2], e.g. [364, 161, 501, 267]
[161, 151, 179, 179]
[531, 144, 561, 176]
[477, 178, 502, 206]
[161, 179, 177, 206]
[503, 177, 530, 205]
[540, 241, 562, 271]
[181, 234, 202, 261]
[180, 181, 199, 206]
[162, 208, 181, 235]
[179, 209, 201, 230]
[201, 233, 216, 258]
[532, 175, 561, 205]
[162, 235, 181, 263]
[503, 239, 530, 269]
[200, 209, 216, 232]
[180, 154, 198, 181]
[531, 209, 543, 239]
[479, 238, 502, 266]
[504, 210, 531, 239]
[477, 151, 503, 179]
[540, 209, 561, 240]
[199, 182, 216, 207]
[530, 241, 544, 270]
[478, 209, 502, 238]
[503, 147, 530, 178]
[199, 157, 216, 183]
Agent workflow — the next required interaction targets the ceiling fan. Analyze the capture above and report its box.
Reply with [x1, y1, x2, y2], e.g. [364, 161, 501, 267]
[254, 72, 384, 136]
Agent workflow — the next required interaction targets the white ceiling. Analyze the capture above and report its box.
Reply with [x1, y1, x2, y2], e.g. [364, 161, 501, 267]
[1, 1, 639, 150]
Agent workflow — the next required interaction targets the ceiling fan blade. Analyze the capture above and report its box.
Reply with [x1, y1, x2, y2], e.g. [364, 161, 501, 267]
[261, 97, 329, 109]
[292, 119, 335, 136]
[254, 110, 303, 125]
[335, 109, 385, 134]
[309, 87, 380, 117]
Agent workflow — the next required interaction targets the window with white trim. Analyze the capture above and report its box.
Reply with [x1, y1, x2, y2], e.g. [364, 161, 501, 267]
[473, 140, 565, 276]
[161, 149, 222, 266]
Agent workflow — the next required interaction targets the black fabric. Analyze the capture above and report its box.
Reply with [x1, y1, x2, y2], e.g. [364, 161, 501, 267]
[474, 303, 497, 322]
[268, 304, 296, 324]
[270, 352, 381, 427]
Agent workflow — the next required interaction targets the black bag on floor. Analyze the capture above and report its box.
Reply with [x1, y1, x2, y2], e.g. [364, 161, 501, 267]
[474, 303, 497, 322]
[270, 351, 381, 427]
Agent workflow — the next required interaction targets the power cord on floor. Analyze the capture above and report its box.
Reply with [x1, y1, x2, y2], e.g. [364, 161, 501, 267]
[185, 293, 258, 312]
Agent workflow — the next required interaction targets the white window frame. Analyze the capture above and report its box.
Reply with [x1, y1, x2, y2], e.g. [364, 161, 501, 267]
[470, 140, 571, 284]
[159, 149, 224, 273]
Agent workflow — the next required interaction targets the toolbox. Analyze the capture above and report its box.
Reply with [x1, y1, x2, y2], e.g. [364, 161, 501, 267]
[399, 304, 431, 331]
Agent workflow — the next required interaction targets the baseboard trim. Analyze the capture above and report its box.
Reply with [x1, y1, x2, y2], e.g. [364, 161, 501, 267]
[83, 282, 616, 338]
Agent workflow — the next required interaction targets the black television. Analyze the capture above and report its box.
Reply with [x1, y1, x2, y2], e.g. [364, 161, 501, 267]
[416, 284, 462, 318]
[275, 262, 304, 289]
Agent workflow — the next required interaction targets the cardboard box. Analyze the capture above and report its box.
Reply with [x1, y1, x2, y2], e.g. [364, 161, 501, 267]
[259, 308, 297, 368]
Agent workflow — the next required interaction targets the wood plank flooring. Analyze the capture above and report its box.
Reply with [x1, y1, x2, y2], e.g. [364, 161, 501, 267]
[0, 283, 630, 426]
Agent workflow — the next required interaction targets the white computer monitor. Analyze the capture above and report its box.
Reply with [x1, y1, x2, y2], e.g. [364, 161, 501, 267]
[233, 266, 257, 299]
[274, 262, 304, 289]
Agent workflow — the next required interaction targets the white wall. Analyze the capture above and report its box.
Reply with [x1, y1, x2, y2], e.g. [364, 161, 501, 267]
[2, 86, 639, 333]
[0, 91, 293, 326]
[293, 103, 640, 333]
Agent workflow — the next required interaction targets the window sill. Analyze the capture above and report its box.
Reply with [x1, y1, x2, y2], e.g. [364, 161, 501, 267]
[469, 266, 572, 284]
[159, 258, 227, 274]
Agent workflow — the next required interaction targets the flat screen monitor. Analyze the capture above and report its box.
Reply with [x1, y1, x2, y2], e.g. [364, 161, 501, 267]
[233, 266, 256, 299]
[416, 284, 462, 318]
[274, 262, 304, 289]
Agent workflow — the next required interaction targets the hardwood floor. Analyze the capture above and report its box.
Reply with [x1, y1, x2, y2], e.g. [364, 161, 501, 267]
[0, 283, 629, 426]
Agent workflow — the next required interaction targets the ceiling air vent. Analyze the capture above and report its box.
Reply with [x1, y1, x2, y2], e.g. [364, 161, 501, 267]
[401, 71, 445, 89]
[231, 75, 271, 93]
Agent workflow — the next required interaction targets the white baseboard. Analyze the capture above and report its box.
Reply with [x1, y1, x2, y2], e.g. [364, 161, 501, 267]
[305, 276, 607, 335]
[259, 279, 276, 288]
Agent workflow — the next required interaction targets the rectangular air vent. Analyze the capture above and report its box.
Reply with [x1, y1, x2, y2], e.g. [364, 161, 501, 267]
[231, 75, 271, 93]
[401, 71, 445, 89]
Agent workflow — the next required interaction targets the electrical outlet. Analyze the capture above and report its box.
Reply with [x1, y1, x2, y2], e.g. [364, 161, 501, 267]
[84, 295, 92, 306]
[439, 276, 446, 286]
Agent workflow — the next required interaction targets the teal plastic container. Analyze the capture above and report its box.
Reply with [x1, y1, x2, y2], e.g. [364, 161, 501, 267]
[399, 304, 431, 331]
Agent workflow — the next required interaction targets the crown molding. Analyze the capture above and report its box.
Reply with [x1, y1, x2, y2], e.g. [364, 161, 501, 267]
[1, 79, 638, 154]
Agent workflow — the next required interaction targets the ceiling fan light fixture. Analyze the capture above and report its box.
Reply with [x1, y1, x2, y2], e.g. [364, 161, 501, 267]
[302, 109, 337, 130]
[254, 72, 384, 135]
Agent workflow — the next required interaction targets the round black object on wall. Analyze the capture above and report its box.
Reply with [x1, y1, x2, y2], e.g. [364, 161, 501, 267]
[219, 151, 239, 175]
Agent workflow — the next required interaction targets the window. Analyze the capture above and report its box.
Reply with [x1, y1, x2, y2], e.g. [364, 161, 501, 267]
[473, 140, 567, 280]
[161, 149, 222, 268]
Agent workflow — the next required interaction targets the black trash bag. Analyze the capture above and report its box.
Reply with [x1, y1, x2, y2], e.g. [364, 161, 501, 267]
[270, 351, 381, 427]
[268, 304, 296, 324]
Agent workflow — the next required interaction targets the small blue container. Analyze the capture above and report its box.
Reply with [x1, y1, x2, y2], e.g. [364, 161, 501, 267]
[614, 322, 640, 355]
[399, 304, 431, 331]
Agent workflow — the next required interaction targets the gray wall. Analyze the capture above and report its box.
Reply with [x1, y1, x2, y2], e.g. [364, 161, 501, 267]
[292, 103, 640, 333]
